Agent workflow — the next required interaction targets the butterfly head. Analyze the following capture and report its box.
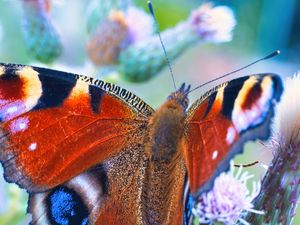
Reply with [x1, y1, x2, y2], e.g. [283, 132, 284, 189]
[167, 83, 190, 110]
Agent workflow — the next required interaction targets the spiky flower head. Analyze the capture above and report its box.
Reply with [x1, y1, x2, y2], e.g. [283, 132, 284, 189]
[118, 2, 236, 82]
[87, 6, 153, 66]
[244, 74, 300, 225]
[189, 3, 236, 43]
[193, 162, 263, 225]
[87, 10, 128, 65]
[86, 0, 132, 34]
[22, 0, 62, 63]
[123, 6, 154, 45]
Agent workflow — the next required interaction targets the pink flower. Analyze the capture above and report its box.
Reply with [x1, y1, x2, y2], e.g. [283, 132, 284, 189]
[189, 3, 236, 43]
[193, 162, 263, 225]
[123, 6, 154, 45]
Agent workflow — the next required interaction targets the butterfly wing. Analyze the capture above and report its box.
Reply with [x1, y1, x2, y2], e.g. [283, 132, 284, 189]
[0, 63, 153, 193]
[182, 74, 283, 197]
[29, 144, 146, 225]
[0, 63, 155, 224]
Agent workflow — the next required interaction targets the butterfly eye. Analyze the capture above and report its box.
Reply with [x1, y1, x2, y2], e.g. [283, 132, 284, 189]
[183, 98, 189, 109]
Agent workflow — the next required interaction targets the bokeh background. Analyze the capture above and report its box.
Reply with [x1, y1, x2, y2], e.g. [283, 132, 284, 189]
[0, 0, 299, 224]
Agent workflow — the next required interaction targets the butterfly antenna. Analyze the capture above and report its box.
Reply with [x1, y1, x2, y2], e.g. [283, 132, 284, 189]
[186, 50, 280, 95]
[234, 161, 259, 168]
[147, 0, 177, 91]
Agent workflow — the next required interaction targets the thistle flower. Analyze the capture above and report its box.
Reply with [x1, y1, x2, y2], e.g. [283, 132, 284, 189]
[123, 6, 154, 45]
[244, 74, 300, 225]
[188, 3, 236, 43]
[87, 10, 129, 65]
[22, 0, 62, 63]
[86, 0, 132, 34]
[118, 3, 236, 82]
[87, 5, 153, 66]
[193, 162, 263, 225]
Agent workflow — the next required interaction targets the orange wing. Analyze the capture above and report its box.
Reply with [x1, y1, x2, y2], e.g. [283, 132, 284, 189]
[0, 63, 153, 193]
[183, 74, 283, 197]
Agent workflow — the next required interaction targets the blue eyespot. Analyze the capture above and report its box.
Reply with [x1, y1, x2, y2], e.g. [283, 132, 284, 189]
[47, 186, 89, 225]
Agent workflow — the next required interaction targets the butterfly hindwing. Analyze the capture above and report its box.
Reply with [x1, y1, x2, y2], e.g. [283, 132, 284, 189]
[0, 63, 153, 193]
[29, 165, 107, 225]
[29, 144, 147, 225]
[183, 74, 283, 197]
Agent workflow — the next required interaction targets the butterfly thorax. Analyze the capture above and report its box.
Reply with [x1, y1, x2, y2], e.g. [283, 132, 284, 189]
[142, 85, 189, 225]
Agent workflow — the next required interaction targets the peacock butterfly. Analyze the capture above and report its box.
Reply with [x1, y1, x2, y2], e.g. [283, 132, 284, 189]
[0, 63, 282, 224]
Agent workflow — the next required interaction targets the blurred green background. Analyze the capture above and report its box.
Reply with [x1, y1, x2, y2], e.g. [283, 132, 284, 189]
[0, 0, 299, 224]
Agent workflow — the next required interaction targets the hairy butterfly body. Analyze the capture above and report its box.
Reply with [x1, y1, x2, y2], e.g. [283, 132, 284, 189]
[0, 63, 282, 224]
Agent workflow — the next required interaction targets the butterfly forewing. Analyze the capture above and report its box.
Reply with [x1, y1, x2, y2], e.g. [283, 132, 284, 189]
[183, 74, 283, 197]
[0, 63, 156, 224]
[0, 63, 153, 192]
